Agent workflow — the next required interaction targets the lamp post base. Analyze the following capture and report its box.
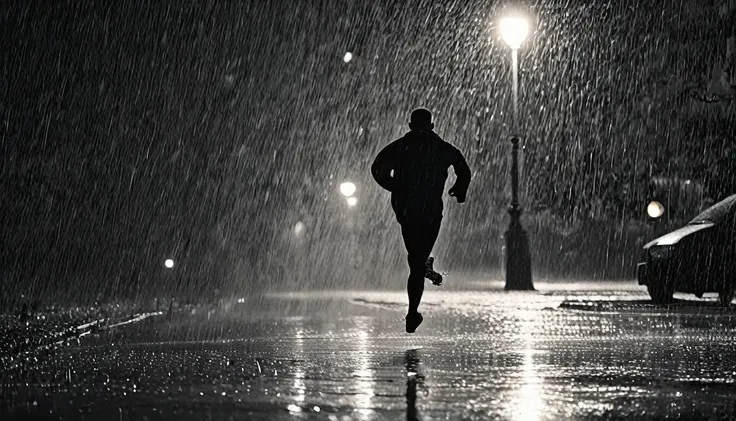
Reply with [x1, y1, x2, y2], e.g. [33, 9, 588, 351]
[504, 207, 534, 291]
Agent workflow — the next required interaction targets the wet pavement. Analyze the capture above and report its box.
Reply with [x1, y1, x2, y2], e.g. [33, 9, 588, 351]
[2, 282, 736, 420]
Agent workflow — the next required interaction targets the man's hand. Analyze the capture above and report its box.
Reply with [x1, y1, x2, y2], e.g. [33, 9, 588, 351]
[448, 186, 466, 203]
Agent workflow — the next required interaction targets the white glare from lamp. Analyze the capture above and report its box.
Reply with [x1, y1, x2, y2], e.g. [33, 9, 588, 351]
[500, 16, 529, 49]
[165, 259, 175, 269]
[647, 201, 665, 218]
[343, 52, 353, 63]
[339, 182, 357, 197]
[346, 197, 358, 207]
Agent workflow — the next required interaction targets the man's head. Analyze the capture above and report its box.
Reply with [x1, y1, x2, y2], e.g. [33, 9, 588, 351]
[409, 108, 434, 132]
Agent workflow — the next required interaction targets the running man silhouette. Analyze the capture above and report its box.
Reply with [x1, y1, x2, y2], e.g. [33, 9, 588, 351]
[371, 109, 472, 333]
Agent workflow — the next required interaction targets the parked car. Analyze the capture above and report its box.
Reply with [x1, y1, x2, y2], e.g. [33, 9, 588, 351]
[637, 194, 736, 305]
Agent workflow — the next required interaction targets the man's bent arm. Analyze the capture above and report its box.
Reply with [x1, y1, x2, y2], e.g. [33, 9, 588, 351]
[371, 144, 400, 192]
[450, 155, 472, 198]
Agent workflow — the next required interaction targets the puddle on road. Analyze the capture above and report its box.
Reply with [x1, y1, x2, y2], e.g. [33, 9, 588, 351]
[560, 297, 736, 315]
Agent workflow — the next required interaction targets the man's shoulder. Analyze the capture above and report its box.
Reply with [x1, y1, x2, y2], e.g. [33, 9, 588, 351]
[393, 135, 408, 144]
[429, 132, 450, 145]
[436, 136, 461, 154]
[385, 134, 411, 150]
[379, 137, 403, 150]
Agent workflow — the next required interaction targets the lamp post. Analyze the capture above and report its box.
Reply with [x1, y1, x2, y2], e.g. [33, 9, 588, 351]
[500, 16, 534, 290]
[339, 182, 359, 269]
[164, 258, 175, 299]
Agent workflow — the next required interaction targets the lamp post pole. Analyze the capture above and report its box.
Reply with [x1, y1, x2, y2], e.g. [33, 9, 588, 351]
[346, 200, 358, 270]
[511, 48, 520, 135]
[340, 182, 359, 270]
[501, 17, 534, 291]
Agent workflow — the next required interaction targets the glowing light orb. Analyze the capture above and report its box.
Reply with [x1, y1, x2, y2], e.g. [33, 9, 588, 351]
[647, 201, 665, 218]
[339, 182, 357, 197]
[500, 16, 529, 49]
[164, 259, 175, 268]
[294, 221, 305, 236]
[346, 197, 358, 207]
[343, 52, 353, 63]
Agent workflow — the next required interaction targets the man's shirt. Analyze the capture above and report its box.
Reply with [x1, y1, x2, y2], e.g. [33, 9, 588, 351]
[371, 130, 471, 223]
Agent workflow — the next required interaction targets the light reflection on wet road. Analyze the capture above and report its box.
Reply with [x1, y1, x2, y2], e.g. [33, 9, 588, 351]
[2, 283, 736, 420]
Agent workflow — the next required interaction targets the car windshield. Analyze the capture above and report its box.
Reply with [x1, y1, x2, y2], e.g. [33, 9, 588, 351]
[689, 194, 736, 224]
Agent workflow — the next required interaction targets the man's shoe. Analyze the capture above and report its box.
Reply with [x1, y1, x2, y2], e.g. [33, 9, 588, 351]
[425, 257, 443, 286]
[405, 312, 423, 333]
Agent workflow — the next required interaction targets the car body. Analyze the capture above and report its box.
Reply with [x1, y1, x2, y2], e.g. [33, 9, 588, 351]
[637, 194, 736, 305]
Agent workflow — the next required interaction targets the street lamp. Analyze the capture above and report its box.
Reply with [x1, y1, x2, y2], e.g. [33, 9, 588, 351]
[339, 182, 357, 197]
[500, 15, 534, 290]
[647, 201, 665, 219]
[164, 258, 175, 269]
[294, 221, 306, 237]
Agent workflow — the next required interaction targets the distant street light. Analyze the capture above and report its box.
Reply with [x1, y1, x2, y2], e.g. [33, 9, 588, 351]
[164, 259, 175, 269]
[346, 196, 358, 207]
[647, 201, 665, 219]
[339, 182, 357, 197]
[294, 221, 306, 236]
[500, 14, 534, 291]
[343, 52, 353, 63]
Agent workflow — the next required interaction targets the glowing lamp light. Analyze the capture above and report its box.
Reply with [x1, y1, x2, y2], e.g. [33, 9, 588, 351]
[647, 201, 665, 218]
[294, 221, 305, 236]
[164, 259, 175, 269]
[343, 52, 353, 63]
[346, 197, 358, 207]
[500, 16, 530, 49]
[339, 182, 357, 197]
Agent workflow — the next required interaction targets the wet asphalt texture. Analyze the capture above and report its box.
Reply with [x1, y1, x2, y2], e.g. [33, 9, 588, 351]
[2, 282, 736, 420]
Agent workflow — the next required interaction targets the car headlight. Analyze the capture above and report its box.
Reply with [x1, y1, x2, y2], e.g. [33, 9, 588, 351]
[649, 245, 674, 260]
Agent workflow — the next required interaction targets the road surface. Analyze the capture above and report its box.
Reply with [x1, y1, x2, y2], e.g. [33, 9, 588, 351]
[2, 281, 736, 420]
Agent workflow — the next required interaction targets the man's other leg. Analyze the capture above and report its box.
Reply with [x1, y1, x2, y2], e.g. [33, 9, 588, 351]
[401, 218, 442, 315]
